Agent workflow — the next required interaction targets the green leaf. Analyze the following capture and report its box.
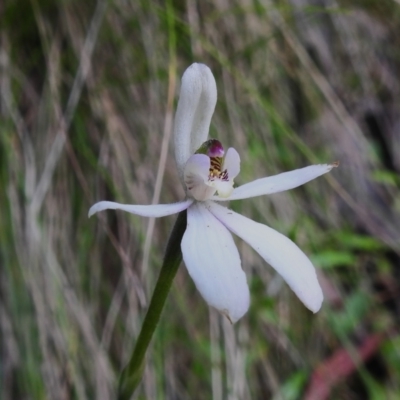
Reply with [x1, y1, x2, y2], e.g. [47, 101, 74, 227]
[274, 371, 307, 400]
[370, 170, 400, 186]
[310, 251, 356, 269]
[336, 232, 385, 251]
[327, 292, 370, 337]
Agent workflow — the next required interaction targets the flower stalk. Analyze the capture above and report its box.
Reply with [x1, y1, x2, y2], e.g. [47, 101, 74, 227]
[117, 211, 187, 400]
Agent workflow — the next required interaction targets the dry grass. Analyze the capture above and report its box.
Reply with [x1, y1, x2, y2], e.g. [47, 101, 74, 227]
[1, 0, 400, 399]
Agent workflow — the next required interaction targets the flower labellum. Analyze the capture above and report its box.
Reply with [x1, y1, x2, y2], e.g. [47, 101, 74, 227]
[89, 63, 338, 323]
[184, 139, 239, 201]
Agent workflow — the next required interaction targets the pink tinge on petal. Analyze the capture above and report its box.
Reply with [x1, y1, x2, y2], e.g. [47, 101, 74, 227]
[184, 154, 210, 185]
[206, 139, 225, 157]
[222, 148, 240, 180]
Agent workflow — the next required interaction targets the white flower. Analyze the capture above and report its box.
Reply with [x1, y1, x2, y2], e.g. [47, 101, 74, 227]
[89, 63, 338, 323]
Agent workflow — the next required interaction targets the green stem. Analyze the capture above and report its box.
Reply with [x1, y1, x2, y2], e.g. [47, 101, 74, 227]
[117, 210, 187, 400]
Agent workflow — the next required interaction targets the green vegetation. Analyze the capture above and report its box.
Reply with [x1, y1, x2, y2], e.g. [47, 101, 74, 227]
[1, 0, 400, 399]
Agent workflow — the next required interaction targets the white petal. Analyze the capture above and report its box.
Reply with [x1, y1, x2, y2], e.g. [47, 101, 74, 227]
[222, 147, 240, 180]
[181, 202, 250, 323]
[184, 154, 216, 201]
[184, 154, 210, 183]
[214, 180, 234, 198]
[88, 199, 193, 218]
[208, 202, 323, 313]
[214, 163, 338, 201]
[174, 64, 217, 180]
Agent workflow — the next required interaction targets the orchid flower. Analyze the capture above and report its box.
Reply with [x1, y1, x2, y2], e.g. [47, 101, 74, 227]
[89, 63, 337, 323]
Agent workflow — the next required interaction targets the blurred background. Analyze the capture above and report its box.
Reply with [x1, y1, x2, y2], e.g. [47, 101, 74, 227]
[1, 0, 400, 399]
